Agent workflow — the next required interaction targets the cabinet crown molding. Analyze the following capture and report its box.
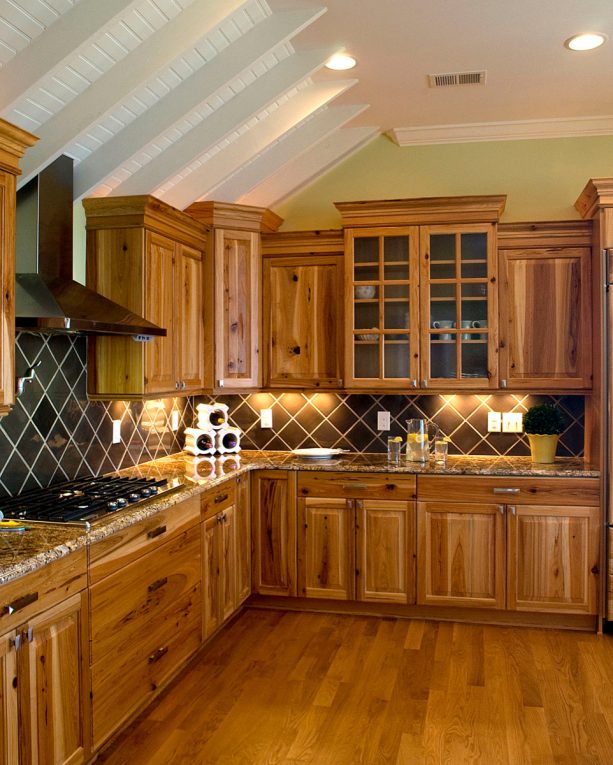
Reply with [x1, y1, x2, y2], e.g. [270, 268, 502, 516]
[0, 118, 38, 175]
[497, 220, 593, 248]
[334, 194, 507, 227]
[575, 177, 613, 219]
[185, 200, 283, 233]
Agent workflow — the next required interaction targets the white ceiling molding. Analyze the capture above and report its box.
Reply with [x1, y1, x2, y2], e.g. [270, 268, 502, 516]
[240, 126, 378, 208]
[389, 115, 613, 146]
[210, 103, 370, 202]
[161, 79, 357, 209]
[112, 48, 339, 197]
[17, 0, 251, 187]
[73, 7, 326, 200]
[0, 0, 139, 113]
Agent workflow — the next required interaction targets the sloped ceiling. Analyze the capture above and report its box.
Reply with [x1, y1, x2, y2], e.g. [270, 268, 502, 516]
[1, 0, 612, 212]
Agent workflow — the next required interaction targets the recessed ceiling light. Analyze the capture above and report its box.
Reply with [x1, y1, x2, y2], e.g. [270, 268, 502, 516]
[564, 32, 607, 51]
[325, 53, 357, 71]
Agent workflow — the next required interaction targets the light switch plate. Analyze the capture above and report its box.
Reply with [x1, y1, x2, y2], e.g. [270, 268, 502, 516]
[377, 411, 391, 430]
[487, 412, 501, 432]
[112, 419, 121, 444]
[171, 410, 179, 431]
[260, 408, 273, 429]
[502, 412, 523, 433]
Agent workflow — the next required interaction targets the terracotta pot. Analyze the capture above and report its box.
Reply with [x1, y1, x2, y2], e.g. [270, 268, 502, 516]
[527, 433, 559, 464]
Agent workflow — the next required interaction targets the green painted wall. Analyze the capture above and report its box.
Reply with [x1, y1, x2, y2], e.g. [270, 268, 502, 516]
[72, 201, 86, 285]
[275, 134, 613, 230]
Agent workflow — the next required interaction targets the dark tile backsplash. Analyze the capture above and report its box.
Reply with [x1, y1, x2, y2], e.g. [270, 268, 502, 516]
[0, 333, 584, 496]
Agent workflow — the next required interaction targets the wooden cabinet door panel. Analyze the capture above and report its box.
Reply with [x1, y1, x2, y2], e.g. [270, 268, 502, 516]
[0, 630, 18, 765]
[0, 172, 15, 413]
[176, 243, 204, 392]
[220, 504, 237, 623]
[508, 505, 599, 614]
[265, 256, 342, 388]
[356, 499, 414, 604]
[499, 247, 591, 388]
[215, 229, 259, 388]
[417, 501, 505, 609]
[298, 497, 354, 600]
[252, 471, 297, 597]
[202, 514, 222, 640]
[236, 474, 251, 606]
[145, 231, 175, 394]
[22, 592, 88, 765]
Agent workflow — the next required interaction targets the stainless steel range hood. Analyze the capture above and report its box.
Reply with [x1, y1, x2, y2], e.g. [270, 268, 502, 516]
[15, 155, 166, 337]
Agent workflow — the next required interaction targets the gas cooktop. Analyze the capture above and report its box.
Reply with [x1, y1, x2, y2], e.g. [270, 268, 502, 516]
[0, 475, 182, 529]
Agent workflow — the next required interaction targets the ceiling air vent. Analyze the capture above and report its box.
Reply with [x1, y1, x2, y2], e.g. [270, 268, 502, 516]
[428, 70, 487, 88]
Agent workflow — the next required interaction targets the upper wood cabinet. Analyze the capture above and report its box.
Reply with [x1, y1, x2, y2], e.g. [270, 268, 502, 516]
[336, 196, 505, 390]
[84, 195, 207, 399]
[262, 230, 344, 388]
[186, 201, 282, 392]
[0, 119, 37, 416]
[497, 222, 593, 390]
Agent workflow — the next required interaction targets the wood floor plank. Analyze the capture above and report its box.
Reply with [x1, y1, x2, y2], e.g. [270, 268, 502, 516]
[98, 610, 613, 765]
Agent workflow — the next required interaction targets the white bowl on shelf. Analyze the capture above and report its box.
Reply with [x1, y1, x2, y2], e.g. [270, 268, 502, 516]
[354, 285, 376, 299]
[356, 329, 378, 342]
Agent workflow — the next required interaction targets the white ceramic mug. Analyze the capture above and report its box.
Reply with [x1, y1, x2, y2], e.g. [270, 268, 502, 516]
[432, 320, 454, 341]
[461, 319, 482, 340]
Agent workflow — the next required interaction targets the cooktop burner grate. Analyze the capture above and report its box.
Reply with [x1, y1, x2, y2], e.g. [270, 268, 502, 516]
[0, 476, 178, 528]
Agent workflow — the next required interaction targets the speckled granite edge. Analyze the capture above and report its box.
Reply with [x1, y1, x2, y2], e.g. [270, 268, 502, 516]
[0, 451, 600, 586]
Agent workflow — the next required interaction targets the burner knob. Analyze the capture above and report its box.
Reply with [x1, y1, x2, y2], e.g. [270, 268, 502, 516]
[128, 493, 140, 503]
[107, 500, 118, 511]
[140, 487, 152, 497]
[116, 497, 128, 508]
[149, 486, 159, 495]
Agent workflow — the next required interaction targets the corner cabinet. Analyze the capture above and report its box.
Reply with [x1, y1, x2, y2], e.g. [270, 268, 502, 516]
[261, 230, 344, 388]
[186, 201, 282, 392]
[0, 119, 38, 416]
[84, 195, 207, 399]
[336, 196, 505, 390]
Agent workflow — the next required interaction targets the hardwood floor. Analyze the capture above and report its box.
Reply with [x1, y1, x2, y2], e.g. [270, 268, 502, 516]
[97, 609, 613, 764]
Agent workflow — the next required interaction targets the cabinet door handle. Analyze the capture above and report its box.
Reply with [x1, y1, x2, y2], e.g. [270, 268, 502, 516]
[148, 646, 168, 664]
[342, 483, 369, 490]
[9, 634, 21, 651]
[509, 506, 516, 515]
[24, 627, 33, 643]
[501, 379, 508, 388]
[214, 493, 229, 504]
[147, 525, 167, 539]
[493, 488, 519, 494]
[148, 577, 168, 593]
[1, 591, 39, 617]
[497, 505, 505, 515]
[410, 379, 417, 388]
[421, 379, 428, 388]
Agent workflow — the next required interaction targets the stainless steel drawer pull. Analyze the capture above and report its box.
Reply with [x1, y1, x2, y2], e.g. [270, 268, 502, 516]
[148, 577, 168, 593]
[214, 493, 229, 504]
[492, 488, 520, 494]
[1, 591, 39, 617]
[148, 646, 168, 664]
[342, 483, 370, 490]
[147, 525, 167, 539]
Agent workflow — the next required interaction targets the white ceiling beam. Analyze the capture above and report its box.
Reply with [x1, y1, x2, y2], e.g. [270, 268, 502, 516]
[73, 7, 326, 200]
[240, 126, 378, 208]
[113, 48, 339, 197]
[0, 0, 139, 113]
[17, 0, 250, 187]
[211, 103, 370, 202]
[161, 79, 358, 210]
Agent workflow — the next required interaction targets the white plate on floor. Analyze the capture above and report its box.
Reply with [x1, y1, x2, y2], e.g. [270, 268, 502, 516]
[292, 448, 345, 459]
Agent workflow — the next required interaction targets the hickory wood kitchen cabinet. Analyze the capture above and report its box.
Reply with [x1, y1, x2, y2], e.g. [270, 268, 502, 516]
[335, 196, 505, 391]
[84, 195, 207, 399]
[186, 201, 282, 392]
[88, 495, 201, 749]
[417, 476, 601, 614]
[261, 230, 344, 388]
[0, 119, 37, 417]
[297, 472, 416, 603]
[0, 549, 90, 765]
[201, 473, 251, 640]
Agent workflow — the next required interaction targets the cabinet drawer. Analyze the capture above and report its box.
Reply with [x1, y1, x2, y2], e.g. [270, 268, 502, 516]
[91, 587, 201, 748]
[201, 479, 236, 519]
[298, 471, 416, 500]
[417, 475, 600, 507]
[89, 494, 200, 584]
[0, 549, 86, 634]
[90, 525, 201, 663]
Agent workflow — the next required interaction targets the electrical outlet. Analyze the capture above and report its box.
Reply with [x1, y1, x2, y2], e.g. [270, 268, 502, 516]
[487, 412, 501, 432]
[502, 412, 523, 433]
[111, 419, 121, 444]
[171, 410, 179, 431]
[260, 408, 273, 429]
[377, 411, 391, 430]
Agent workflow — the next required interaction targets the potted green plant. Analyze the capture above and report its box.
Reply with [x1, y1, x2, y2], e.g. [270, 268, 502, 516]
[522, 404, 565, 463]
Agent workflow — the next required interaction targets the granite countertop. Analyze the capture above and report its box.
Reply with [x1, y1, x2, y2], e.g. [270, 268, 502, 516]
[0, 451, 600, 586]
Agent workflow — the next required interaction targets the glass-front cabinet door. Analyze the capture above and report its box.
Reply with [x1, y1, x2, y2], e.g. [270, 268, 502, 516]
[346, 227, 420, 388]
[419, 224, 498, 388]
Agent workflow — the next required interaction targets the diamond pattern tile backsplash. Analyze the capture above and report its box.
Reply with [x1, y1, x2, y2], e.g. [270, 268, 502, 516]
[0, 333, 584, 496]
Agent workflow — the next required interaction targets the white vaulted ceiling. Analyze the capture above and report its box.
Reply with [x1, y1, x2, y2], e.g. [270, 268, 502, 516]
[1, 0, 612, 211]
